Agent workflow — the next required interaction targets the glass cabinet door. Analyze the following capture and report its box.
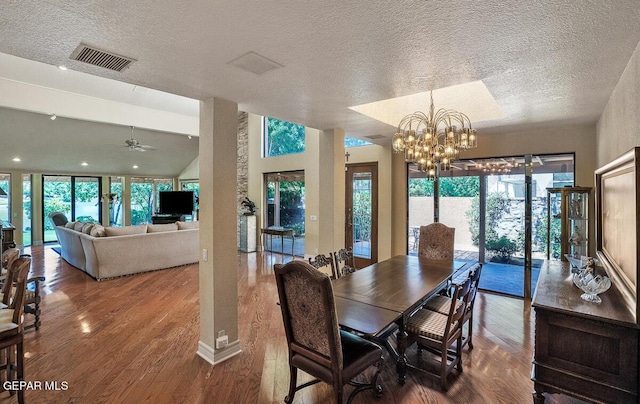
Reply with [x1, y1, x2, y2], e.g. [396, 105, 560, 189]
[567, 190, 589, 257]
[546, 187, 591, 261]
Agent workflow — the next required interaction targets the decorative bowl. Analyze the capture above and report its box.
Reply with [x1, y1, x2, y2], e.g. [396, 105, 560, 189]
[564, 254, 586, 272]
[572, 272, 611, 303]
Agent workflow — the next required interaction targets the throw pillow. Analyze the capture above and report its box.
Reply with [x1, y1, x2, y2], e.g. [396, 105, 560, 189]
[81, 223, 94, 234]
[177, 221, 199, 230]
[73, 221, 85, 232]
[90, 225, 106, 237]
[104, 224, 148, 237]
[65, 221, 75, 229]
[147, 223, 179, 233]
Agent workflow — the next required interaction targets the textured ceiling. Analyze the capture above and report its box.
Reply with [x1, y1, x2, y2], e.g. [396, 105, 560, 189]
[1, 0, 640, 144]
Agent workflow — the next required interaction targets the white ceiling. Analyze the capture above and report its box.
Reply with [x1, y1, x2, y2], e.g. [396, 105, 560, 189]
[1, 0, 640, 149]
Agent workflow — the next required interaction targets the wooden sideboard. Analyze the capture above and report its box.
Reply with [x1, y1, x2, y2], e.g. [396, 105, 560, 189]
[532, 260, 639, 403]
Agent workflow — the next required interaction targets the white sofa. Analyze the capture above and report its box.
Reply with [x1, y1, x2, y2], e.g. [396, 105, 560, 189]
[53, 221, 199, 280]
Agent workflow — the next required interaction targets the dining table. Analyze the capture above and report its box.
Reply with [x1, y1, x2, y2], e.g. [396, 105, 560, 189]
[333, 255, 470, 384]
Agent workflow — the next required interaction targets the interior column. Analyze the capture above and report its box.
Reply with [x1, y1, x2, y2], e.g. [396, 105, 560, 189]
[197, 97, 241, 364]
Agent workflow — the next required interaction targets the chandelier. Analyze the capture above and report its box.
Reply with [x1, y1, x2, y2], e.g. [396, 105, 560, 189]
[393, 91, 477, 179]
[474, 158, 520, 174]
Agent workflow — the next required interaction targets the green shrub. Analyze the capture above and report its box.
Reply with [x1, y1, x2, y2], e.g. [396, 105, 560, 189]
[486, 235, 518, 262]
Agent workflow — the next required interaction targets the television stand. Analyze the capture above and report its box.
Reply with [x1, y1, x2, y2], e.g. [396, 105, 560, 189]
[152, 214, 186, 224]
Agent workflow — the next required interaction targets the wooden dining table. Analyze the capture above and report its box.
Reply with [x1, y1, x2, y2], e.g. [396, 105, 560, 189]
[333, 255, 469, 384]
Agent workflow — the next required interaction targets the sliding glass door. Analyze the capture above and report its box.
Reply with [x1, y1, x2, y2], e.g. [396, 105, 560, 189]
[408, 154, 575, 297]
[43, 175, 102, 242]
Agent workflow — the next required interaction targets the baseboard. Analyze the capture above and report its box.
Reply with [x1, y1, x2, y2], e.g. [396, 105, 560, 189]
[197, 339, 242, 366]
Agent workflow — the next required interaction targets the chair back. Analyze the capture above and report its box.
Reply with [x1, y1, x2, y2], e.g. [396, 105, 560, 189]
[7, 256, 31, 329]
[418, 223, 455, 261]
[445, 277, 472, 336]
[308, 254, 337, 279]
[2, 247, 19, 270]
[333, 248, 355, 278]
[1, 248, 21, 306]
[48, 211, 69, 227]
[465, 263, 483, 314]
[274, 260, 343, 370]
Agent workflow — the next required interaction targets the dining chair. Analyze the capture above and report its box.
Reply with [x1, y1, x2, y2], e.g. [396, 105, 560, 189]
[308, 253, 337, 279]
[0, 249, 21, 307]
[333, 248, 356, 278]
[422, 263, 483, 350]
[418, 223, 455, 262]
[0, 256, 31, 404]
[274, 260, 384, 404]
[1, 250, 45, 331]
[406, 277, 472, 391]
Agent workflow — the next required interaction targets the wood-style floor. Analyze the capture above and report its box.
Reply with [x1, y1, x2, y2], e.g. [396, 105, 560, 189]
[0, 246, 586, 404]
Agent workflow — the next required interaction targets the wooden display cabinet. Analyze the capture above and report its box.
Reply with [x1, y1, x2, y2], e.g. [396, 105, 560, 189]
[546, 187, 592, 261]
[1, 221, 16, 253]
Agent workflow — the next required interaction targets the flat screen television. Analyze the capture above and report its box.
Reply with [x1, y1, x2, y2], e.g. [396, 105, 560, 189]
[158, 191, 194, 215]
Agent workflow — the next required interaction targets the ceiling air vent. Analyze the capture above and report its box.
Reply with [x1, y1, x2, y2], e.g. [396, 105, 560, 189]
[228, 52, 283, 75]
[365, 134, 386, 140]
[70, 43, 136, 72]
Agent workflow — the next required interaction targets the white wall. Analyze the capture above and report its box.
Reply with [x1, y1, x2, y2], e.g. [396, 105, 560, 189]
[597, 40, 640, 166]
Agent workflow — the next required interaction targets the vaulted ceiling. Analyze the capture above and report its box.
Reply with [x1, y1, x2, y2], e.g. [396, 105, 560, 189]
[1, 0, 640, 174]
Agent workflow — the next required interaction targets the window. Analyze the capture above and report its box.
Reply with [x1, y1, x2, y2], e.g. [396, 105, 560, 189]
[109, 176, 124, 227]
[22, 174, 31, 246]
[130, 178, 173, 225]
[345, 137, 372, 147]
[0, 173, 9, 222]
[263, 117, 305, 157]
[42, 175, 102, 242]
[180, 180, 200, 213]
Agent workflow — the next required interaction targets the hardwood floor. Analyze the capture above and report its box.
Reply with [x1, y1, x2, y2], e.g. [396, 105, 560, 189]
[0, 246, 586, 404]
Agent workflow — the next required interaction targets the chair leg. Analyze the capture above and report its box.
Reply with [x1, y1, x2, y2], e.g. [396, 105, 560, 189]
[439, 344, 450, 391]
[17, 339, 24, 404]
[372, 358, 384, 398]
[284, 366, 297, 404]
[334, 383, 343, 404]
[468, 315, 474, 350]
[456, 334, 464, 372]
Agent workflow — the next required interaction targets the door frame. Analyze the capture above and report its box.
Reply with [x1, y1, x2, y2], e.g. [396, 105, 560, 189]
[345, 162, 378, 268]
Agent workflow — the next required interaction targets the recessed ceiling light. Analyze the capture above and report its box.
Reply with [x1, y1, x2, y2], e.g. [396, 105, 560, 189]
[12, 157, 21, 162]
[50, 114, 57, 120]
[57, 65, 68, 71]
[81, 162, 88, 166]
[132, 165, 139, 169]
[188, 135, 192, 140]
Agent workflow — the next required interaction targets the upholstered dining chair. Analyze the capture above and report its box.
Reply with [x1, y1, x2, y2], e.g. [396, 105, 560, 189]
[422, 263, 483, 350]
[274, 260, 384, 404]
[333, 248, 356, 278]
[308, 253, 337, 279]
[418, 223, 455, 262]
[0, 256, 31, 404]
[406, 277, 472, 391]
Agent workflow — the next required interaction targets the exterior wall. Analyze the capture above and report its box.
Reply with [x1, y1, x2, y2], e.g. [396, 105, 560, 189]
[597, 41, 640, 167]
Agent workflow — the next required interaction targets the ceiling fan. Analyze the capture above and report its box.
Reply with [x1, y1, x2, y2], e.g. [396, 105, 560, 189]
[125, 126, 156, 152]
